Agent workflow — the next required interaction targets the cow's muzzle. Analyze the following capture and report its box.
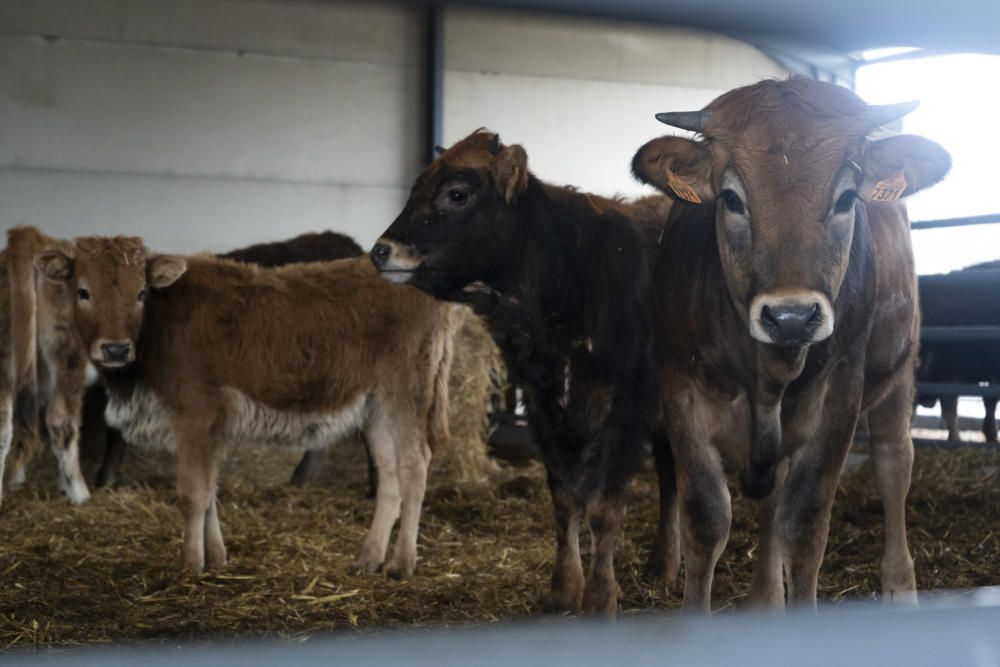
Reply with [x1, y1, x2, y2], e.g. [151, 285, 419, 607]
[370, 238, 422, 285]
[749, 291, 833, 347]
[93, 339, 134, 368]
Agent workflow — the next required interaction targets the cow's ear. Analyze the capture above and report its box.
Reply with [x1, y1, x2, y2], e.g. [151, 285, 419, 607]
[147, 255, 187, 288]
[632, 136, 713, 204]
[493, 144, 528, 205]
[34, 250, 73, 283]
[861, 135, 951, 203]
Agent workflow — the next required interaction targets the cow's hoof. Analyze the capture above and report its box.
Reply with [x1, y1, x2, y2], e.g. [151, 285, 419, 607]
[63, 478, 91, 505]
[542, 590, 582, 615]
[386, 553, 416, 580]
[206, 546, 228, 569]
[582, 582, 619, 618]
[351, 557, 383, 576]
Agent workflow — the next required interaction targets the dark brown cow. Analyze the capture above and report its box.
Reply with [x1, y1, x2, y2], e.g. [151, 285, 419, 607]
[370, 130, 669, 615]
[36, 238, 456, 576]
[632, 78, 950, 609]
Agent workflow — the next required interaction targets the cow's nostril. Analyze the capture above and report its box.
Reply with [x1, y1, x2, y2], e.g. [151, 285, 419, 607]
[808, 303, 822, 324]
[100, 342, 131, 362]
[761, 305, 778, 329]
[370, 243, 391, 267]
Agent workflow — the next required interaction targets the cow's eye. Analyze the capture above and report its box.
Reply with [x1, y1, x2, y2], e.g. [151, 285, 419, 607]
[448, 188, 468, 204]
[137, 288, 147, 302]
[721, 189, 745, 215]
[77, 288, 90, 301]
[834, 189, 858, 214]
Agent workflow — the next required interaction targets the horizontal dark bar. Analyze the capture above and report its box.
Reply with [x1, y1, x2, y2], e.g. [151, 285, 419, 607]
[920, 326, 1000, 341]
[911, 213, 1000, 230]
[919, 269, 1000, 285]
[911, 437, 999, 451]
[916, 382, 1000, 397]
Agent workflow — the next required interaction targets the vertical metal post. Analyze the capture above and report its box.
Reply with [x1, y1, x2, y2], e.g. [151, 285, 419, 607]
[424, 4, 444, 166]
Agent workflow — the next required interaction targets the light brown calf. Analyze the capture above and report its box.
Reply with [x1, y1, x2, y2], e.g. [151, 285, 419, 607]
[35, 237, 457, 575]
[0, 227, 90, 504]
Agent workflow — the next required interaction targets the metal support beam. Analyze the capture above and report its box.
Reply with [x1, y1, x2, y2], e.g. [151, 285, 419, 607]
[911, 213, 1000, 231]
[920, 326, 1000, 341]
[916, 383, 1000, 398]
[424, 4, 445, 166]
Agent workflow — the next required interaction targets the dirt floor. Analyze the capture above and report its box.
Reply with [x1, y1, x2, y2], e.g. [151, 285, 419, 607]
[0, 432, 998, 649]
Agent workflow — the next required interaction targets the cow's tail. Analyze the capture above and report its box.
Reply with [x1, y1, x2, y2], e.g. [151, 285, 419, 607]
[426, 304, 459, 458]
[6, 227, 44, 470]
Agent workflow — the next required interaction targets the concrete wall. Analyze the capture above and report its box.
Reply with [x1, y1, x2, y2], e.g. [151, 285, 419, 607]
[0, 0, 422, 252]
[1, 1, 787, 253]
[443, 7, 788, 198]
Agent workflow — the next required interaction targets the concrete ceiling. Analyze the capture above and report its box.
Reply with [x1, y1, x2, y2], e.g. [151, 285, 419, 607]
[452, 0, 1000, 57]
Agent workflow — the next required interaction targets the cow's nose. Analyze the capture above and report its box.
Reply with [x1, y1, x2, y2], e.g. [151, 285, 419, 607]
[370, 243, 391, 268]
[100, 342, 131, 363]
[760, 303, 822, 345]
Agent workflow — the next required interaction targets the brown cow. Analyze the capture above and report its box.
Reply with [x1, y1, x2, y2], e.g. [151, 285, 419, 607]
[35, 237, 456, 575]
[1, 226, 90, 504]
[632, 78, 951, 608]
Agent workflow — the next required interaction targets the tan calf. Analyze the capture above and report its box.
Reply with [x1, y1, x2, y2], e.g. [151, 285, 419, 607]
[35, 237, 456, 575]
[0, 227, 90, 504]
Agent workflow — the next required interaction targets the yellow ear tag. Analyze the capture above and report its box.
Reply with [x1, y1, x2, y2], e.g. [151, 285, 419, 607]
[667, 169, 702, 204]
[870, 171, 907, 203]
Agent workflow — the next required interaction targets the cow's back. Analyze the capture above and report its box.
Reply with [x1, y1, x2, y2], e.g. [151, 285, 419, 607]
[137, 256, 446, 415]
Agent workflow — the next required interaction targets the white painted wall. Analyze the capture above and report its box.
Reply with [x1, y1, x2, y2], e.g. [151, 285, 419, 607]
[1, 1, 787, 254]
[0, 0, 422, 252]
[443, 7, 789, 198]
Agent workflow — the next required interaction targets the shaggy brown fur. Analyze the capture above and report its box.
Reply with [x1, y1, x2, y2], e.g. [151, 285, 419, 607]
[35, 239, 457, 577]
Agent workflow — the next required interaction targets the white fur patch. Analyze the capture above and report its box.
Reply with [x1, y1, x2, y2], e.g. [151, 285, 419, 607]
[221, 387, 367, 449]
[106, 384, 368, 451]
[106, 385, 176, 450]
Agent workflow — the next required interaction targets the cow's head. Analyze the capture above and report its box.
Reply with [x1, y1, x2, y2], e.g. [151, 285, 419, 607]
[634, 78, 950, 348]
[34, 237, 186, 369]
[370, 129, 529, 297]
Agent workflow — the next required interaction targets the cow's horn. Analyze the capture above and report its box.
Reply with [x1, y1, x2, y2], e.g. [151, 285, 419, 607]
[654, 111, 711, 133]
[868, 101, 919, 126]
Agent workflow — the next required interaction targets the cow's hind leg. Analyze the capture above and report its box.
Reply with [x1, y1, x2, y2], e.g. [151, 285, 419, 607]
[582, 491, 625, 617]
[386, 422, 429, 579]
[543, 473, 584, 614]
[176, 422, 222, 572]
[289, 449, 323, 487]
[45, 395, 90, 505]
[355, 410, 401, 574]
[982, 397, 998, 444]
[867, 381, 918, 605]
[645, 430, 680, 585]
[940, 396, 960, 442]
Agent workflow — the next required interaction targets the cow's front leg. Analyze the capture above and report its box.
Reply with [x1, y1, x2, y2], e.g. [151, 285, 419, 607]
[866, 381, 917, 605]
[646, 430, 680, 585]
[667, 387, 731, 613]
[582, 492, 624, 617]
[777, 378, 862, 607]
[983, 397, 998, 444]
[45, 395, 90, 505]
[543, 473, 584, 614]
[748, 458, 789, 607]
[176, 422, 221, 572]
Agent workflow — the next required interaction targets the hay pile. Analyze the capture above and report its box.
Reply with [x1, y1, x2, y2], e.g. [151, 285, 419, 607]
[437, 306, 503, 483]
[0, 429, 997, 647]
